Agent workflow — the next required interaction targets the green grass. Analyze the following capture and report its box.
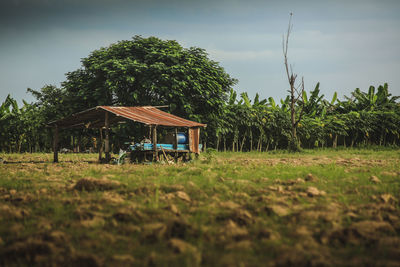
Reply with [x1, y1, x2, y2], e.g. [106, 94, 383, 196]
[0, 149, 399, 266]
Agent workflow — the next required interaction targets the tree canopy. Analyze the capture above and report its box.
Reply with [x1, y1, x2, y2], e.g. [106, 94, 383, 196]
[61, 36, 237, 124]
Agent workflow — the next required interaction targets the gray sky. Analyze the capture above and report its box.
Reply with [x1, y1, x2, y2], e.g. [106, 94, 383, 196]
[1, 0, 399, 105]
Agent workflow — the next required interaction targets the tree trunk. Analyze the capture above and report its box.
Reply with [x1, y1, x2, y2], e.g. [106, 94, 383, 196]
[77, 135, 81, 153]
[240, 135, 246, 152]
[224, 137, 226, 152]
[333, 134, 338, 148]
[249, 130, 253, 152]
[17, 137, 22, 153]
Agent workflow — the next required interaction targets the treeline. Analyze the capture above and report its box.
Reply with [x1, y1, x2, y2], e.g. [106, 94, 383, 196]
[0, 36, 399, 153]
[216, 83, 400, 151]
[1, 83, 399, 153]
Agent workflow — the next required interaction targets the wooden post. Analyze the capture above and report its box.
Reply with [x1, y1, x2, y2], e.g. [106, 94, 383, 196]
[152, 125, 158, 161]
[188, 128, 192, 152]
[149, 126, 152, 139]
[189, 127, 200, 154]
[98, 128, 103, 161]
[174, 128, 178, 162]
[105, 112, 110, 162]
[188, 128, 192, 160]
[174, 128, 178, 149]
[53, 126, 59, 163]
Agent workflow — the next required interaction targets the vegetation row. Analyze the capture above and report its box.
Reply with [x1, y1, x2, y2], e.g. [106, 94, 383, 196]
[1, 36, 399, 153]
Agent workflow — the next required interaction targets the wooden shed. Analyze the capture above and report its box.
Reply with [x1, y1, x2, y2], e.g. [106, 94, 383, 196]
[48, 106, 206, 163]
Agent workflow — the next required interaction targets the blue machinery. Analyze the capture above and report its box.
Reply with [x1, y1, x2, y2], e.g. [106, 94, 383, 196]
[127, 132, 202, 163]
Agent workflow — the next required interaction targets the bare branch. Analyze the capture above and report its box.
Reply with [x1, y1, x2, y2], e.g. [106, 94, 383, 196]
[295, 77, 305, 126]
[283, 13, 294, 86]
[282, 13, 306, 150]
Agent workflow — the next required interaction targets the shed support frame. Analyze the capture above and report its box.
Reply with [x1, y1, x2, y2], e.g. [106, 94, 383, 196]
[152, 125, 158, 161]
[48, 106, 206, 164]
[105, 112, 110, 162]
[98, 128, 103, 161]
[53, 126, 59, 163]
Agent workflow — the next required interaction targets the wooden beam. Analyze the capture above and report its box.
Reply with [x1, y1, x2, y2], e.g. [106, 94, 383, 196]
[152, 125, 158, 161]
[149, 125, 152, 140]
[188, 128, 192, 153]
[105, 112, 110, 162]
[174, 128, 179, 162]
[53, 126, 59, 163]
[174, 128, 178, 150]
[189, 127, 200, 154]
[98, 128, 103, 161]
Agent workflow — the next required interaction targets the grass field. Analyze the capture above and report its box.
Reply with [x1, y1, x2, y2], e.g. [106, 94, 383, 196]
[0, 149, 399, 266]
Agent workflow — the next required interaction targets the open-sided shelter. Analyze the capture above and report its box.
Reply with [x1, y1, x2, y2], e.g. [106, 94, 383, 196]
[48, 106, 206, 163]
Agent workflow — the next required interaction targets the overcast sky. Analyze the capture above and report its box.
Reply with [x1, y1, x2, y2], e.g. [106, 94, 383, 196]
[1, 0, 399, 105]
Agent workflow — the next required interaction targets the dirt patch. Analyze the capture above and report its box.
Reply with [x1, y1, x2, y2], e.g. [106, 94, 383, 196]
[160, 184, 185, 193]
[113, 207, 135, 222]
[164, 204, 180, 215]
[69, 252, 102, 267]
[220, 220, 249, 241]
[257, 228, 280, 241]
[380, 194, 397, 204]
[141, 223, 168, 242]
[133, 185, 156, 195]
[169, 238, 201, 264]
[101, 191, 125, 204]
[266, 204, 291, 217]
[306, 186, 326, 197]
[44, 231, 69, 245]
[219, 201, 241, 210]
[175, 191, 191, 202]
[2, 238, 57, 264]
[381, 171, 399, 177]
[329, 220, 395, 246]
[225, 240, 252, 250]
[80, 217, 106, 228]
[169, 238, 197, 253]
[73, 177, 121, 191]
[111, 254, 135, 265]
[229, 209, 254, 226]
[305, 173, 318, 182]
[0, 204, 30, 220]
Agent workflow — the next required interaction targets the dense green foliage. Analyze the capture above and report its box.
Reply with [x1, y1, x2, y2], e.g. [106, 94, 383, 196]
[215, 83, 400, 151]
[19, 36, 237, 151]
[63, 36, 236, 120]
[0, 36, 399, 152]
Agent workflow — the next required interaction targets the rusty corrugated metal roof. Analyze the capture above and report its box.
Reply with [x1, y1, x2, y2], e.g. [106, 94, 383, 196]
[48, 106, 206, 128]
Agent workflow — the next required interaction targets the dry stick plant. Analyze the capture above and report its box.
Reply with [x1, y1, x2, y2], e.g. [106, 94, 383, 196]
[282, 13, 305, 151]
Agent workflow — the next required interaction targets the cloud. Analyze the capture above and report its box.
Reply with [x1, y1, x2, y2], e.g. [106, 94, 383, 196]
[1, 0, 400, 104]
[208, 49, 277, 62]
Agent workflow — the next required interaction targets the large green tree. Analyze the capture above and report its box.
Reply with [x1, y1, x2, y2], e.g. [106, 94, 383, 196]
[61, 36, 237, 137]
